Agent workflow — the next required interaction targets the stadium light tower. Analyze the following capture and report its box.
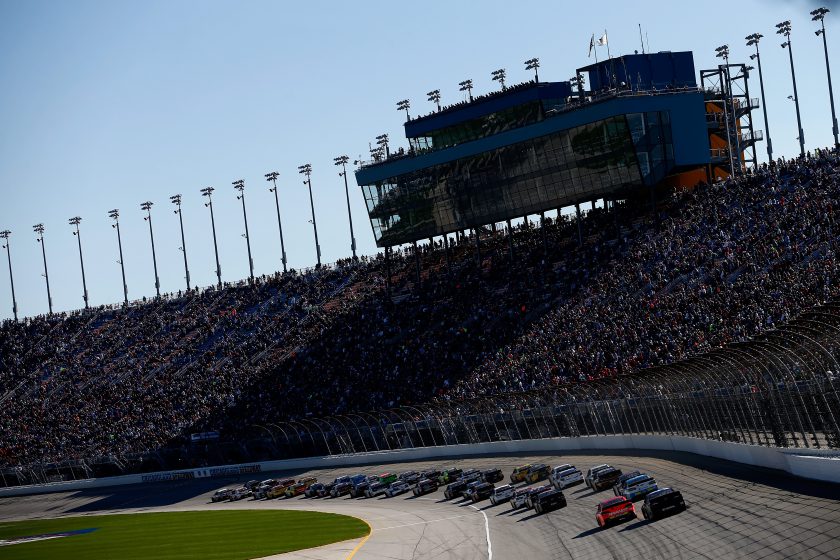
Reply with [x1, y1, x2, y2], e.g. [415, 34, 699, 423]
[376, 133, 390, 158]
[201, 187, 222, 288]
[812, 7, 839, 149]
[396, 99, 411, 121]
[232, 180, 254, 282]
[334, 155, 357, 259]
[491, 68, 507, 90]
[108, 209, 129, 306]
[715, 45, 738, 174]
[33, 223, 52, 314]
[746, 33, 774, 162]
[141, 201, 161, 297]
[68, 216, 89, 309]
[427, 89, 441, 112]
[0, 230, 18, 321]
[170, 194, 190, 291]
[525, 58, 540, 83]
[777, 20, 806, 157]
[298, 164, 321, 267]
[265, 171, 287, 273]
[459, 79, 474, 102]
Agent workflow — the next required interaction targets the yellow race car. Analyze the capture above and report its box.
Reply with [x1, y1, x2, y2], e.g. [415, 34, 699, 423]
[266, 478, 296, 499]
[510, 464, 533, 484]
[285, 476, 318, 498]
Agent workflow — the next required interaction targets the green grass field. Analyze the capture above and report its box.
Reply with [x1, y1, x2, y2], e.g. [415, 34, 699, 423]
[0, 510, 370, 560]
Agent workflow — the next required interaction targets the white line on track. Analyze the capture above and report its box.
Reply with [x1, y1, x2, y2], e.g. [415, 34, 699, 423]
[377, 514, 468, 530]
[468, 505, 492, 560]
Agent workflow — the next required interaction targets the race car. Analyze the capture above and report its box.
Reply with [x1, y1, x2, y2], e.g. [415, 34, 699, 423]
[420, 469, 441, 482]
[641, 488, 686, 521]
[413, 478, 439, 497]
[481, 469, 504, 484]
[398, 471, 421, 485]
[230, 486, 251, 501]
[285, 476, 317, 498]
[612, 471, 642, 496]
[620, 474, 658, 501]
[385, 480, 411, 497]
[331, 480, 354, 498]
[510, 464, 533, 484]
[351, 474, 384, 498]
[584, 465, 611, 489]
[525, 464, 551, 484]
[596, 496, 636, 527]
[322, 476, 351, 498]
[244, 480, 260, 492]
[252, 479, 278, 499]
[533, 489, 567, 514]
[551, 467, 583, 490]
[509, 487, 532, 510]
[211, 488, 233, 502]
[438, 468, 463, 484]
[590, 467, 623, 492]
[489, 484, 515, 505]
[266, 478, 296, 499]
[305, 483, 325, 498]
[462, 481, 483, 501]
[365, 481, 389, 498]
[444, 479, 469, 500]
[524, 485, 552, 510]
[458, 469, 483, 483]
[470, 482, 495, 502]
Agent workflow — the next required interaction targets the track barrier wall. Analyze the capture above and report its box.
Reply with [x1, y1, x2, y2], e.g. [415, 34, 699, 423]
[2, 434, 838, 498]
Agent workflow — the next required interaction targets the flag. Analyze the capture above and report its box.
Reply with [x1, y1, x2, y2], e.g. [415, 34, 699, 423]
[597, 32, 608, 46]
[588, 33, 595, 58]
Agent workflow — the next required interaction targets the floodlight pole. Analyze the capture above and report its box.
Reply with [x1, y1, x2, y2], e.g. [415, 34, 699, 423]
[69, 217, 89, 309]
[335, 156, 357, 259]
[0, 231, 18, 321]
[814, 9, 839, 148]
[747, 34, 774, 162]
[201, 187, 223, 288]
[33, 224, 53, 315]
[265, 172, 287, 273]
[141, 202, 161, 297]
[109, 210, 129, 306]
[778, 22, 806, 157]
[299, 164, 321, 267]
[170, 195, 191, 291]
[233, 180, 254, 282]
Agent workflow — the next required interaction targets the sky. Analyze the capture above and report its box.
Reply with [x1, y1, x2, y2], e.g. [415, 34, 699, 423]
[0, 0, 838, 320]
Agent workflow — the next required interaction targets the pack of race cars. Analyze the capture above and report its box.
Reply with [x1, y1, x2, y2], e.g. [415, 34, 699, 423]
[210, 461, 686, 528]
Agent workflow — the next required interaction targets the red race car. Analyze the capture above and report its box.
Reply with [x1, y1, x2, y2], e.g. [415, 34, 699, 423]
[596, 496, 636, 528]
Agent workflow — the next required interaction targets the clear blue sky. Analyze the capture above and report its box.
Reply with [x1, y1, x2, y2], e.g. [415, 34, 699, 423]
[0, 0, 837, 320]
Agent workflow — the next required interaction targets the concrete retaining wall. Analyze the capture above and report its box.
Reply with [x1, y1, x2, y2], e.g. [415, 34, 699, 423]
[3, 434, 838, 498]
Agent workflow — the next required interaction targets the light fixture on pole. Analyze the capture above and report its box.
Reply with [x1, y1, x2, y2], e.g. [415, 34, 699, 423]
[491, 68, 507, 90]
[170, 194, 191, 291]
[298, 164, 321, 267]
[334, 155, 357, 259]
[141, 201, 161, 297]
[715, 44, 737, 174]
[459, 79, 474, 102]
[812, 7, 839, 148]
[396, 99, 411, 121]
[746, 33, 774, 162]
[777, 20, 806, 157]
[525, 58, 540, 83]
[200, 187, 223, 288]
[68, 216, 89, 309]
[265, 171, 288, 273]
[232, 179, 254, 282]
[427, 89, 441, 112]
[108, 209, 129, 306]
[0, 230, 18, 321]
[33, 223, 52, 314]
[375, 133, 390, 158]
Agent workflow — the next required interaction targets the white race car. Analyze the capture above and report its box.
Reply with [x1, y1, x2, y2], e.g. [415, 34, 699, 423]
[489, 484, 515, 505]
[385, 481, 410, 497]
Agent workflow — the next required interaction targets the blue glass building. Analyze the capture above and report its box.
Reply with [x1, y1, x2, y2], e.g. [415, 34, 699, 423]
[355, 51, 712, 248]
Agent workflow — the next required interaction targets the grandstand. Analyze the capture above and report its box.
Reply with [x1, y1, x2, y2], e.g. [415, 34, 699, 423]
[1, 145, 839, 485]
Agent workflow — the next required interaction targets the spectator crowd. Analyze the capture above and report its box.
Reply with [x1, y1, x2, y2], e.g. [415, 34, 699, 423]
[1, 148, 838, 469]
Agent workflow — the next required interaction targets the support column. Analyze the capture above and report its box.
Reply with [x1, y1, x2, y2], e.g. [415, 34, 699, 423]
[444, 235, 452, 276]
[413, 241, 421, 287]
[507, 219, 514, 263]
[474, 228, 481, 269]
[385, 246, 392, 297]
[540, 211, 547, 256]
[575, 203, 583, 246]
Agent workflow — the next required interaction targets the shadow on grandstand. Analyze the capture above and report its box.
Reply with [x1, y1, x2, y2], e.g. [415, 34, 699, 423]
[65, 469, 309, 513]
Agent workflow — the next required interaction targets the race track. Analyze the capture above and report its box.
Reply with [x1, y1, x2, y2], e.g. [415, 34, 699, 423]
[2, 450, 839, 560]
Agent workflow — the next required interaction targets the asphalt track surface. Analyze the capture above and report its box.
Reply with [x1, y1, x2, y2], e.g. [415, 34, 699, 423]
[2, 450, 840, 560]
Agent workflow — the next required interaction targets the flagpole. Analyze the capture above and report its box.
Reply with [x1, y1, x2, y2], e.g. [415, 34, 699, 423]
[605, 29, 612, 59]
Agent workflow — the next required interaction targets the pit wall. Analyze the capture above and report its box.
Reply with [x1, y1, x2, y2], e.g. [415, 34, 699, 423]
[2, 434, 838, 498]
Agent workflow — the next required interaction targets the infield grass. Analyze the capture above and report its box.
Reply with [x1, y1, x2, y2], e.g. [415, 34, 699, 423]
[0, 509, 369, 560]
